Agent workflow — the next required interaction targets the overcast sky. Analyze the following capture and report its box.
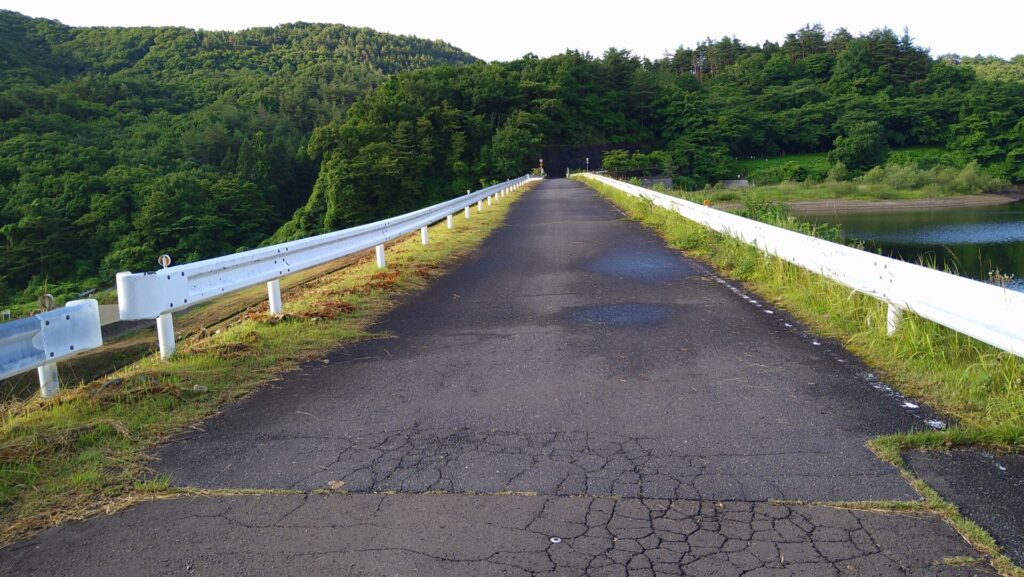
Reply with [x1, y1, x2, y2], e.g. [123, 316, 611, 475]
[4, 0, 1019, 61]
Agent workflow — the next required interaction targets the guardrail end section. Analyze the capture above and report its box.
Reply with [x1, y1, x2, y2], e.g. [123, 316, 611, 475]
[116, 270, 190, 320]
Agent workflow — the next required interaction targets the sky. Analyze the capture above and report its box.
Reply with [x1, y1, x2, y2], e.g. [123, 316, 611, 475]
[3, 0, 1020, 61]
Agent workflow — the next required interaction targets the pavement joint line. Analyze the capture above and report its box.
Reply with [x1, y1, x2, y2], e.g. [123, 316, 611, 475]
[137, 488, 934, 509]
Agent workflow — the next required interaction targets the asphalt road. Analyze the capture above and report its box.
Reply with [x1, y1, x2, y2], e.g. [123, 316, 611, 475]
[4, 494, 984, 577]
[154, 179, 924, 501]
[906, 449, 1024, 565]
[1, 179, 992, 576]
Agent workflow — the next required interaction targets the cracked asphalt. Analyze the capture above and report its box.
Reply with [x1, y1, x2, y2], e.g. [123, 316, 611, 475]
[0, 179, 994, 576]
[3, 494, 987, 577]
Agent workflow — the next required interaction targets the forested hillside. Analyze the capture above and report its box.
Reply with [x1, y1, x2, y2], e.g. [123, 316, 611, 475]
[3, 15, 1024, 308]
[283, 25, 1024, 239]
[0, 10, 477, 304]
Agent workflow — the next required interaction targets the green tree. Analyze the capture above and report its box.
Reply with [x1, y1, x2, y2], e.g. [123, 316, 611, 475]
[490, 111, 543, 178]
[828, 121, 889, 171]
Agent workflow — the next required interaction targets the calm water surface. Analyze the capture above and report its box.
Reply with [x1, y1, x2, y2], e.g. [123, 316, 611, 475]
[809, 201, 1024, 292]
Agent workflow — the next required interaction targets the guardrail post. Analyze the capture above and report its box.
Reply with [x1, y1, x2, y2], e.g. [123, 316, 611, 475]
[268, 279, 283, 315]
[38, 363, 59, 398]
[487, 195, 492, 206]
[886, 302, 903, 336]
[157, 312, 176, 359]
[464, 206, 471, 219]
[447, 214, 454, 229]
[477, 200, 483, 212]
[420, 226, 429, 245]
[375, 244, 386, 269]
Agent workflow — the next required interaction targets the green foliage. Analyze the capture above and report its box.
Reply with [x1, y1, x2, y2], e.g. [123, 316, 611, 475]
[489, 111, 545, 179]
[738, 197, 847, 243]
[277, 48, 681, 238]
[3, 10, 1024, 305]
[601, 149, 674, 177]
[738, 153, 832, 185]
[0, 10, 477, 306]
[956, 55, 1024, 84]
[828, 121, 889, 172]
[826, 161, 849, 182]
[853, 161, 1003, 194]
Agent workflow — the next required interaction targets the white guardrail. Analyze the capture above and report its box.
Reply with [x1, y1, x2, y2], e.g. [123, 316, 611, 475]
[0, 300, 104, 397]
[117, 175, 540, 360]
[580, 173, 1024, 358]
[0, 175, 537, 398]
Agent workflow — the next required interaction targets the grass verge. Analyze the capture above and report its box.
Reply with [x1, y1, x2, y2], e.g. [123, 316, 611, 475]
[0, 184, 533, 546]
[574, 175, 1024, 574]
[691, 178, 1000, 205]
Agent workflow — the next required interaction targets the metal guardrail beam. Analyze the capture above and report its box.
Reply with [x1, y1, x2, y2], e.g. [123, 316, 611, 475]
[117, 176, 539, 358]
[0, 299, 104, 397]
[581, 173, 1024, 358]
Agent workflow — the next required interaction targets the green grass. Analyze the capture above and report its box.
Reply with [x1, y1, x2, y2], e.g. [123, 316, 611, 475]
[737, 151, 832, 182]
[717, 147, 1006, 204]
[676, 159, 1007, 206]
[736, 146, 949, 185]
[0, 185, 533, 546]
[679, 180, 972, 205]
[577, 175, 1024, 574]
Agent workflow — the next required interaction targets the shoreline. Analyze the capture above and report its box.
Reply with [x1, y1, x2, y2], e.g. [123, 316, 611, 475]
[715, 191, 1024, 215]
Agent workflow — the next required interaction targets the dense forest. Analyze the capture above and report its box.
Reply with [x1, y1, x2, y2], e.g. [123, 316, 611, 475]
[281, 25, 1023, 239]
[2, 12, 1024, 308]
[0, 10, 476, 305]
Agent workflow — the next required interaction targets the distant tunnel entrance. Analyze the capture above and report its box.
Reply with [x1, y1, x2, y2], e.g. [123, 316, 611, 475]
[540, 144, 640, 177]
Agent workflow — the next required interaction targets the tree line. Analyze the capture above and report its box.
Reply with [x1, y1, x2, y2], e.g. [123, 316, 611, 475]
[282, 25, 1022, 239]
[2, 13, 1022, 306]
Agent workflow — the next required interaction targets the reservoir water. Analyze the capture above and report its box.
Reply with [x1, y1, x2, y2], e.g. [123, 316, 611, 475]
[808, 201, 1024, 292]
